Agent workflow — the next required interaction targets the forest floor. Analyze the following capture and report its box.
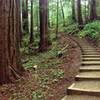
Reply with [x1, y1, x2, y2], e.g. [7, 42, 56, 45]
[0, 34, 81, 100]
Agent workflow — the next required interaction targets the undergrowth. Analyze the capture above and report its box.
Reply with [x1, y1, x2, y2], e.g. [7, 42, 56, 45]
[22, 41, 62, 69]
[21, 31, 65, 100]
[78, 20, 100, 38]
[78, 20, 100, 45]
[64, 23, 79, 34]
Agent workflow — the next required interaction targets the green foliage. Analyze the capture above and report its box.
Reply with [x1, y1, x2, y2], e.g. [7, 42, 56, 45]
[64, 23, 79, 34]
[78, 20, 100, 38]
[66, 16, 75, 25]
[32, 90, 45, 100]
[23, 41, 62, 69]
[51, 69, 64, 79]
[57, 44, 68, 57]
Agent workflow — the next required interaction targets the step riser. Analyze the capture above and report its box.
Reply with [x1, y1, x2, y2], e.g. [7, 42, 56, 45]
[82, 49, 97, 52]
[82, 64, 100, 66]
[67, 89, 100, 96]
[82, 54, 100, 57]
[82, 49, 96, 50]
[82, 59, 100, 61]
[79, 69, 100, 72]
[82, 54, 100, 56]
[75, 77, 100, 81]
[82, 49, 95, 50]
[83, 52, 99, 54]
[83, 54, 99, 55]
[83, 51, 97, 52]
[83, 54, 99, 56]
[82, 56, 100, 58]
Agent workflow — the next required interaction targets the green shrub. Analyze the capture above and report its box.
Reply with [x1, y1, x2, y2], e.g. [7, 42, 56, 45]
[78, 20, 100, 38]
[32, 90, 44, 100]
[64, 23, 79, 34]
[51, 69, 64, 79]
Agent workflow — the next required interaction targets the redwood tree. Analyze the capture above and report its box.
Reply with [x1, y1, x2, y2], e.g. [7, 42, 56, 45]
[39, 0, 48, 52]
[29, 0, 34, 47]
[22, 0, 29, 33]
[72, 0, 76, 21]
[60, 0, 65, 26]
[84, 0, 87, 23]
[77, 0, 83, 28]
[16, 0, 23, 46]
[56, 0, 59, 38]
[90, 0, 97, 21]
[0, 0, 24, 84]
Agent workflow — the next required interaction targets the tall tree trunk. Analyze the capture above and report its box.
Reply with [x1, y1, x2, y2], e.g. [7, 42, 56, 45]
[72, 0, 76, 21]
[87, 0, 90, 21]
[16, 0, 23, 47]
[77, 0, 83, 28]
[84, 0, 87, 23]
[36, 7, 39, 32]
[60, 0, 65, 26]
[20, 0, 24, 37]
[26, 0, 29, 32]
[90, 0, 97, 21]
[22, 0, 29, 33]
[39, 0, 48, 52]
[56, 0, 59, 38]
[29, 0, 34, 47]
[0, 0, 24, 84]
[48, 0, 50, 28]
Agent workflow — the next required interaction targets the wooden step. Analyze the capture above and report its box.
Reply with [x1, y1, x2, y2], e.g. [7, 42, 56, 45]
[75, 71, 100, 80]
[82, 61, 100, 65]
[82, 48, 95, 50]
[83, 52, 99, 55]
[82, 52, 100, 55]
[62, 40, 100, 100]
[82, 49, 94, 50]
[67, 81, 100, 96]
[75, 75, 100, 81]
[82, 58, 100, 61]
[62, 95, 100, 100]
[80, 66, 100, 71]
[83, 51, 98, 53]
[83, 50, 96, 51]
[82, 55, 100, 58]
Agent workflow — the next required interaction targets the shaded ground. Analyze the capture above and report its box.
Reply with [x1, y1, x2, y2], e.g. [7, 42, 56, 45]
[0, 34, 81, 100]
[46, 34, 81, 100]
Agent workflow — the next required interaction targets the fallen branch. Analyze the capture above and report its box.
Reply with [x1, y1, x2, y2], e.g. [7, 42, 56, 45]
[9, 66, 20, 79]
[57, 45, 69, 57]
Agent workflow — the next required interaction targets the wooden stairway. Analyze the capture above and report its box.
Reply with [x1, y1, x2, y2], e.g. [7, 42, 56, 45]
[62, 39, 100, 100]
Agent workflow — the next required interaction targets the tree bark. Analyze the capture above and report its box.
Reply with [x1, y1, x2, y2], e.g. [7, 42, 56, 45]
[77, 0, 83, 28]
[84, 0, 87, 23]
[72, 0, 76, 21]
[48, 0, 50, 28]
[90, 0, 97, 21]
[16, 0, 23, 47]
[0, 0, 24, 84]
[39, 0, 48, 52]
[56, 0, 59, 38]
[22, 0, 29, 33]
[60, 0, 65, 26]
[29, 0, 34, 46]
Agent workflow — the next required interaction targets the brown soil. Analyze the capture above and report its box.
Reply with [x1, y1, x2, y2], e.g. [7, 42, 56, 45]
[0, 34, 81, 100]
[46, 34, 81, 100]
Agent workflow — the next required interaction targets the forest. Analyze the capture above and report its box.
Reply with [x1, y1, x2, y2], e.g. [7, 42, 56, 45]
[0, 0, 100, 100]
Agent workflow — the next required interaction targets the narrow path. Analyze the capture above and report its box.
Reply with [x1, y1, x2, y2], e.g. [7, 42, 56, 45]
[62, 38, 100, 100]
